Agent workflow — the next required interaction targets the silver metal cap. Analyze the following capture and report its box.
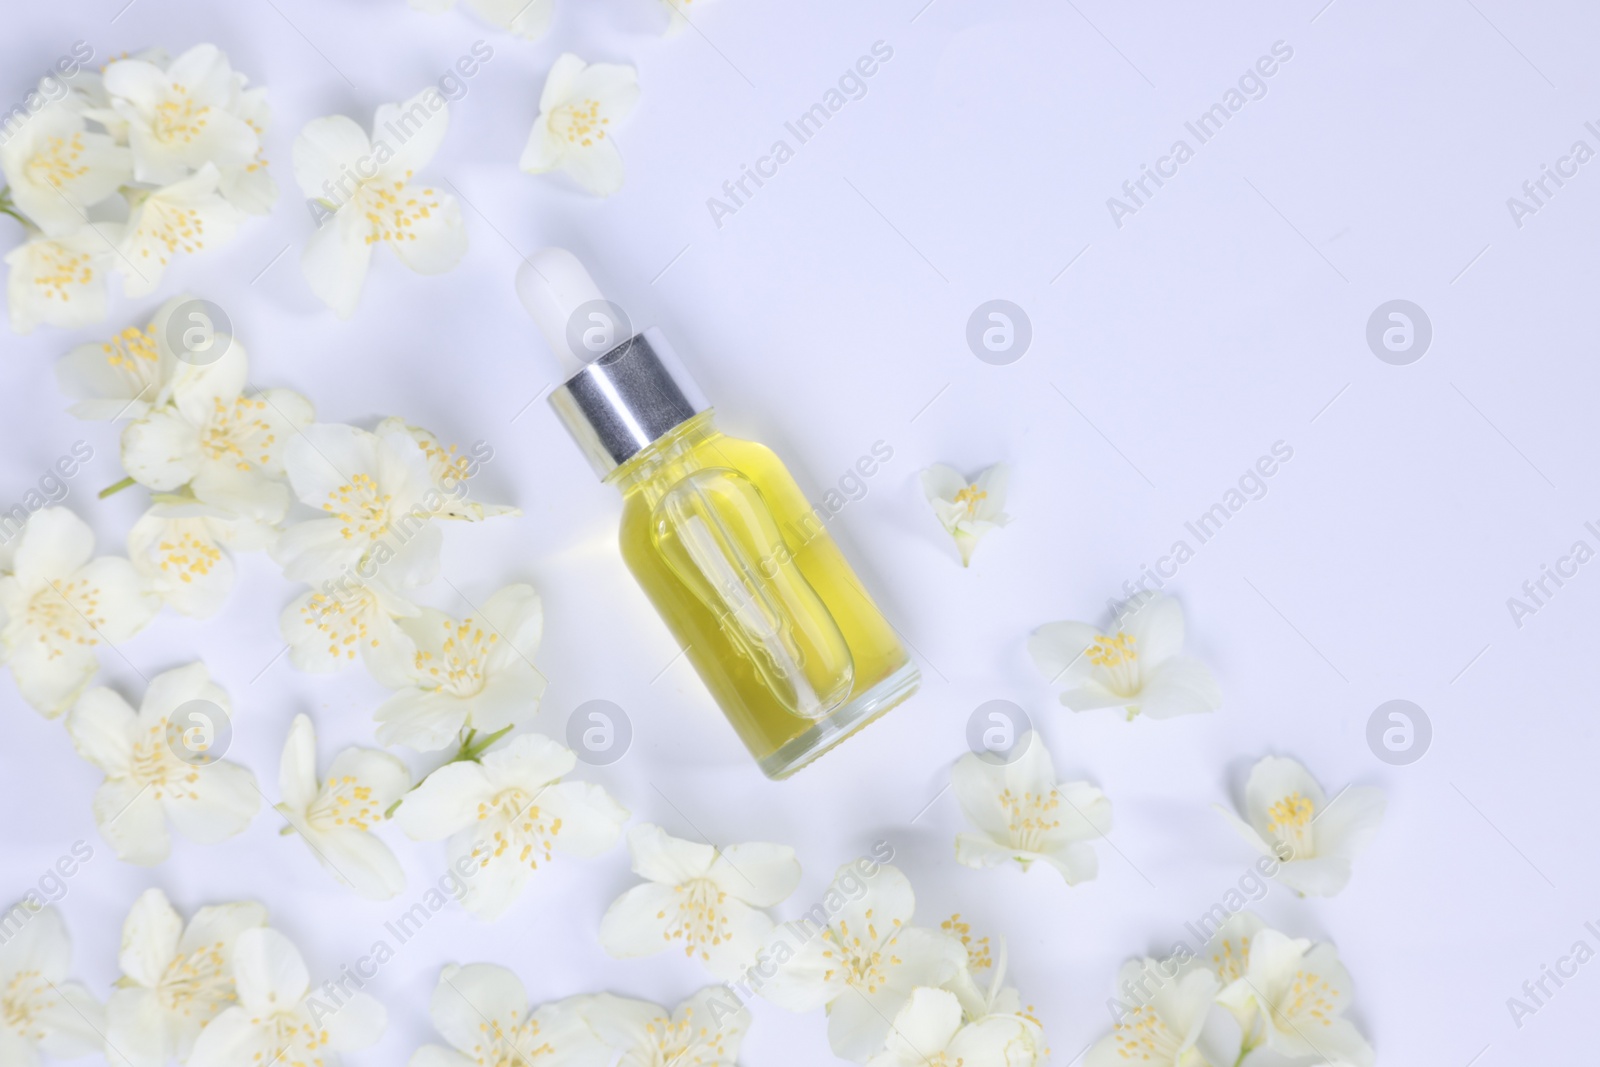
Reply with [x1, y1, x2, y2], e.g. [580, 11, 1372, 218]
[548, 327, 711, 478]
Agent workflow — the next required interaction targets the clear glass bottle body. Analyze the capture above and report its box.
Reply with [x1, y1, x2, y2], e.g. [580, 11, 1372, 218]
[610, 412, 918, 778]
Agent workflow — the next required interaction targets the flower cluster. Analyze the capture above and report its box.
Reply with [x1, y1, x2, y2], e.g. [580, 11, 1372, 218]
[755, 861, 1042, 1063]
[54, 293, 311, 621]
[410, 962, 749, 1066]
[55, 295, 528, 734]
[113, 301, 312, 606]
[0, 891, 385, 1067]
[1089, 911, 1373, 1067]
[0, 507, 270, 867]
[289, 52, 642, 318]
[593, 830, 1045, 1065]
[2, 45, 274, 333]
[268, 417, 537, 751]
[4, 300, 637, 928]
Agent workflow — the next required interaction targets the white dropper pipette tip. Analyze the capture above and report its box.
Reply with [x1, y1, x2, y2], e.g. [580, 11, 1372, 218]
[516, 248, 608, 378]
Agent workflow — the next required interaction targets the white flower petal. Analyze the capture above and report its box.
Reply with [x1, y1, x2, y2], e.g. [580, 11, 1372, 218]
[138, 660, 225, 719]
[279, 714, 319, 812]
[117, 888, 182, 988]
[106, 986, 170, 1067]
[538, 54, 588, 113]
[598, 882, 681, 959]
[559, 140, 627, 197]
[299, 205, 375, 319]
[5, 226, 116, 334]
[396, 760, 490, 840]
[77, 555, 161, 643]
[1051, 778, 1113, 841]
[427, 963, 527, 1055]
[273, 517, 364, 586]
[185, 1006, 273, 1067]
[0, 907, 71, 980]
[33, 980, 104, 1059]
[1121, 592, 1185, 666]
[375, 688, 471, 751]
[178, 900, 269, 956]
[954, 832, 1027, 870]
[1040, 841, 1101, 884]
[1027, 620, 1099, 687]
[469, 0, 554, 37]
[125, 407, 204, 490]
[65, 688, 136, 775]
[626, 822, 715, 883]
[232, 928, 309, 1013]
[93, 779, 170, 865]
[1272, 856, 1354, 897]
[698, 899, 775, 982]
[292, 114, 373, 198]
[163, 761, 260, 844]
[873, 987, 962, 1065]
[372, 91, 449, 179]
[453, 838, 531, 921]
[711, 841, 800, 907]
[539, 781, 628, 857]
[11, 505, 94, 580]
[920, 464, 967, 503]
[325, 991, 387, 1051]
[326, 746, 412, 809]
[1214, 803, 1276, 859]
[1313, 785, 1386, 861]
[479, 732, 575, 790]
[1134, 655, 1221, 719]
[386, 187, 467, 275]
[828, 984, 906, 1062]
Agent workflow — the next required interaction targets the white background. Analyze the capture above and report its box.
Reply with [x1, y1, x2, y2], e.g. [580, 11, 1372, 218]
[1, 0, 1595, 1064]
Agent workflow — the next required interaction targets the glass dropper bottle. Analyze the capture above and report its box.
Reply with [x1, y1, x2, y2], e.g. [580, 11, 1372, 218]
[517, 248, 919, 778]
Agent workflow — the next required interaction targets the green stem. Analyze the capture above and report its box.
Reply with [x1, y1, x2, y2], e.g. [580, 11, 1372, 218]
[459, 724, 513, 761]
[0, 188, 27, 229]
[1231, 1022, 1264, 1067]
[99, 476, 136, 499]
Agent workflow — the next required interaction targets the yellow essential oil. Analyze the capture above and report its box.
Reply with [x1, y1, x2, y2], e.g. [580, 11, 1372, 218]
[613, 413, 918, 777]
[518, 248, 918, 778]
